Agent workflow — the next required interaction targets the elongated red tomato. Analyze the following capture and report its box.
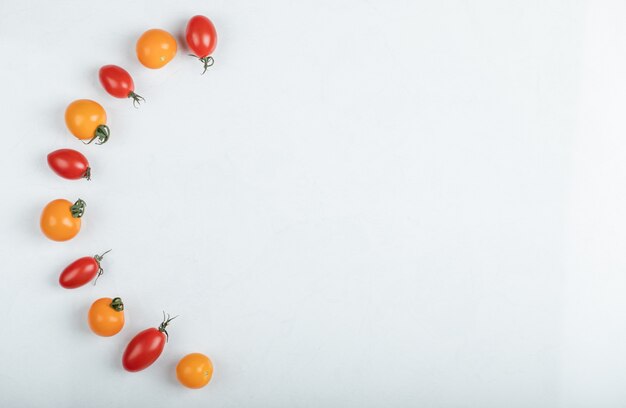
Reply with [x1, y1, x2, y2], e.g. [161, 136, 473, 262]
[122, 314, 176, 372]
[185, 15, 217, 74]
[47, 149, 90, 180]
[59, 250, 111, 289]
[98, 65, 144, 106]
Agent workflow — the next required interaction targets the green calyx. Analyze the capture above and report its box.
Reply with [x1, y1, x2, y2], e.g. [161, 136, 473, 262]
[128, 91, 145, 108]
[70, 199, 86, 218]
[83, 167, 91, 181]
[189, 54, 215, 75]
[110, 297, 124, 312]
[158, 312, 178, 342]
[84, 124, 110, 145]
[92, 249, 112, 285]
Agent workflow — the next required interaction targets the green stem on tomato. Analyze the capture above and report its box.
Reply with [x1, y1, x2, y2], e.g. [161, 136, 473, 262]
[84, 125, 110, 145]
[159, 311, 178, 342]
[93, 249, 112, 286]
[70, 199, 86, 218]
[128, 91, 145, 108]
[110, 297, 124, 312]
[189, 54, 215, 75]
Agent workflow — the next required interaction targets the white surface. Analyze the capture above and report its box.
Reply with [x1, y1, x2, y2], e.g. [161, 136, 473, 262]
[0, 0, 624, 406]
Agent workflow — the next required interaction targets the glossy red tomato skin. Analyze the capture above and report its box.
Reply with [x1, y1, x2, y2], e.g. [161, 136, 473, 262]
[122, 328, 166, 372]
[47, 149, 90, 180]
[99, 65, 135, 98]
[59, 256, 99, 289]
[185, 15, 217, 58]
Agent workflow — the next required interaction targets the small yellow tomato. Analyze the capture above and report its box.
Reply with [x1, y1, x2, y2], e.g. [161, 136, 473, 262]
[176, 353, 213, 389]
[65, 99, 110, 144]
[40, 198, 85, 241]
[136, 29, 177, 69]
[88, 297, 125, 337]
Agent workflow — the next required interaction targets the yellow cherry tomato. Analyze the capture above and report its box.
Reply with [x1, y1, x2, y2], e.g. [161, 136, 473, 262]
[176, 353, 213, 389]
[88, 297, 125, 337]
[136, 29, 177, 69]
[65, 99, 110, 144]
[40, 198, 85, 241]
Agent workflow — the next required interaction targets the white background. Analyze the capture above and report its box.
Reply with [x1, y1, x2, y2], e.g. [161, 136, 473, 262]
[0, 0, 624, 406]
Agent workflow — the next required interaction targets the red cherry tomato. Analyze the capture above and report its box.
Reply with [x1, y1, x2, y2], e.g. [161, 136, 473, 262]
[185, 15, 217, 74]
[59, 250, 111, 289]
[122, 313, 176, 372]
[47, 149, 91, 180]
[98, 65, 144, 106]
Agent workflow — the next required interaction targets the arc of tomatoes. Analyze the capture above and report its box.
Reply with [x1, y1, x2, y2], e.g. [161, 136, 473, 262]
[47, 14, 221, 388]
[99, 65, 145, 107]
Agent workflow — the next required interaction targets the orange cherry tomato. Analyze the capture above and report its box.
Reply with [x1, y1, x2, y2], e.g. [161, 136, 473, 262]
[176, 353, 213, 389]
[65, 99, 110, 144]
[40, 198, 85, 241]
[136, 29, 177, 69]
[88, 297, 125, 337]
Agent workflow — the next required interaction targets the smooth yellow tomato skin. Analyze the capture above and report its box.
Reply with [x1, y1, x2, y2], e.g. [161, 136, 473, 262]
[136, 29, 177, 69]
[40, 199, 81, 241]
[88, 297, 125, 337]
[65, 99, 107, 141]
[176, 353, 213, 389]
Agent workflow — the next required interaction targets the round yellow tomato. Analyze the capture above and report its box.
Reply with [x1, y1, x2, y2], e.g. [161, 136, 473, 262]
[40, 198, 85, 241]
[176, 353, 213, 389]
[136, 29, 177, 69]
[88, 297, 125, 337]
[65, 99, 109, 144]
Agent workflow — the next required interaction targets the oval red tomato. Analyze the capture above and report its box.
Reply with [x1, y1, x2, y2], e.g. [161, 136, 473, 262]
[98, 65, 144, 106]
[122, 314, 176, 372]
[185, 15, 217, 74]
[59, 250, 111, 289]
[47, 149, 90, 180]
